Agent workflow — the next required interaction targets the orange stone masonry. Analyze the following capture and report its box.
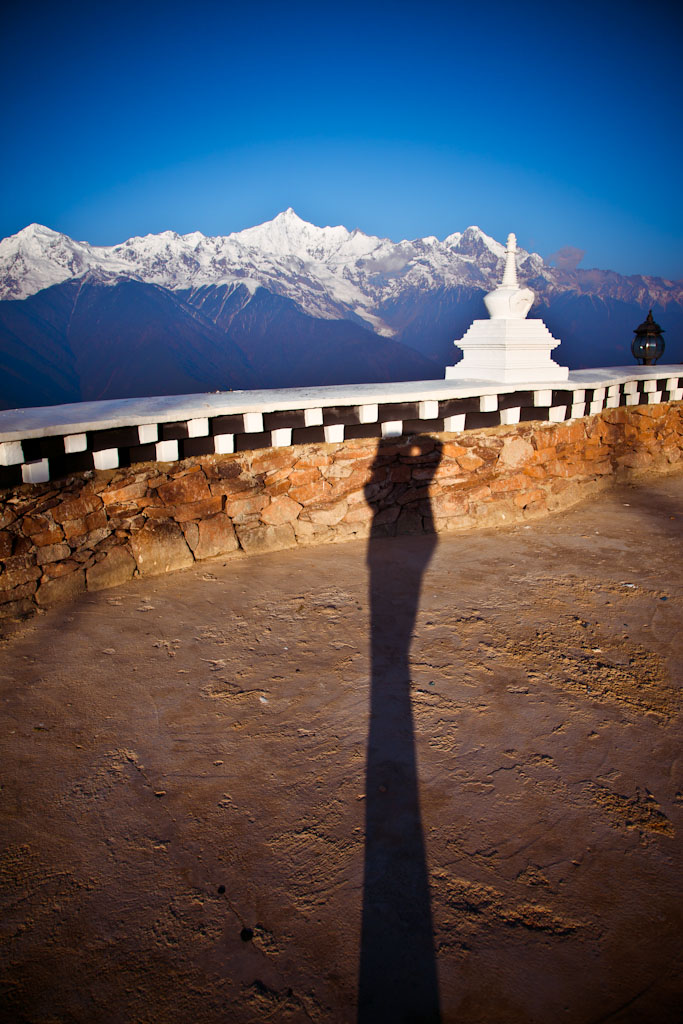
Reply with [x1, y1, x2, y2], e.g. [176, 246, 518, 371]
[1, 403, 681, 618]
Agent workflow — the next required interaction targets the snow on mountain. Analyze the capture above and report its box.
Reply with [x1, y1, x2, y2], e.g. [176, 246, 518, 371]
[229, 207, 380, 262]
[0, 224, 93, 299]
[1, 212, 681, 337]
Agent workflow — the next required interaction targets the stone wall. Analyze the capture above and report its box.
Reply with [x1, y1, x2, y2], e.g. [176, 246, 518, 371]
[1, 402, 681, 619]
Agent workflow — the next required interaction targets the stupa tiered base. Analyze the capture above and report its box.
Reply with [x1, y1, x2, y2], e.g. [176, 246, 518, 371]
[446, 231, 570, 383]
[445, 317, 569, 383]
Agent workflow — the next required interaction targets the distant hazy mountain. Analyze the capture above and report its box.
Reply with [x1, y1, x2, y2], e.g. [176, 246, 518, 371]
[0, 210, 681, 410]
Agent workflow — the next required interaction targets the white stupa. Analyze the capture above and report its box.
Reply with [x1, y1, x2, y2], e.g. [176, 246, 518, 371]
[445, 232, 569, 383]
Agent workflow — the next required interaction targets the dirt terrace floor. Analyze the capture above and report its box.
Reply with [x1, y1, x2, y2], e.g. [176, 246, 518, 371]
[0, 475, 681, 1024]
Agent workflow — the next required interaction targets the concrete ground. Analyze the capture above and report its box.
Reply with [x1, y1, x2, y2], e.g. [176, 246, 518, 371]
[0, 475, 681, 1024]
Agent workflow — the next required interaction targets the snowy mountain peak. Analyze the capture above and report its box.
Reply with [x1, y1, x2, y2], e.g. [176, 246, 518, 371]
[229, 208, 363, 261]
[0, 223, 94, 300]
[16, 222, 62, 240]
[453, 226, 506, 259]
[3, 223, 73, 252]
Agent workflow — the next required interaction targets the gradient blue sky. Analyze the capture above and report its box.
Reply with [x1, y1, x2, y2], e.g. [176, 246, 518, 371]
[2, 0, 681, 277]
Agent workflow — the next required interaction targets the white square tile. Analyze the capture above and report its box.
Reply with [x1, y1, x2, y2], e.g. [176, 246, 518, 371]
[93, 448, 119, 470]
[271, 428, 292, 447]
[214, 434, 234, 455]
[138, 423, 158, 443]
[358, 404, 378, 424]
[156, 440, 179, 462]
[187, 417, 209, 437]
[64, 433, 87, 453]
[443, 414, 466, 432]
[243, 412, 263, 432]
[22, 459, 50, 484]
[304, 407, 323, 426]
[418, 400, 439, 419]
[0, 440, 24, 466]
[324, 424, 345, 443]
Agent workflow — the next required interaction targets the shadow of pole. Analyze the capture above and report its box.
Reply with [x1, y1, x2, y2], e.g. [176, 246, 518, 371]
[358, 436, 442, 1023]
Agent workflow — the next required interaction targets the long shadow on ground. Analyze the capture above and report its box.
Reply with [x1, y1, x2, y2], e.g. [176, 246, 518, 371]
[358, 436, 442, 1023]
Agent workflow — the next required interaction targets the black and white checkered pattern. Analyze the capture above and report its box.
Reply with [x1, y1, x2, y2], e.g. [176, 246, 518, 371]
[1, 376, 681, 489]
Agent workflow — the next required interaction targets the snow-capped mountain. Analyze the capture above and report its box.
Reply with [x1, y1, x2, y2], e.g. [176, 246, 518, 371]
[6, 209, 678, 334]
[0, 210, 515, 333]
[0, 210, 681, 410]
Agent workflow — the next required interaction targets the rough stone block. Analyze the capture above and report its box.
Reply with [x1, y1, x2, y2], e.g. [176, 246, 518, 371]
[491, 473, 527, 494]
[372, 505, 401, 526]
[514, 489, 545, 509]
[1, 551, 36, 574]
[170, 497, 223, 522]
[397, 485, 430, 506]
[291, 451, 331, 471]
[210, 476, 260, 498]
[21, 514, 52, 536]
[396, 509, 425, 534]
[191, 514, 239, 560]
[433, 463, 468, 485]
[51, 491, 102, 524]
[42, 558, 82, 579]
[292, 519, 317, 539]
[322, 472, 368, 503]
[456, 452, 485, 472]
[182, 522, 199, 550]
[86, 545, 137, 591]
[286, 467, 320, 488]
[85, 508, 108, 531]
[224, 493, 268, 521]
[343, 504, 374, 524]
[260, 495, 302, 526]
[156, 471, 210, 506]
[498, 436, 535, 469]
[250, 449, 296, 475]
[235, 522, 296, 553]
[305, 503, 348, 526]
[288, 479, 330, 505]
[130, 520, 194, 576]
[35, 542, 71, 566]
[429, 489, 469, 518]
[35, 569, 86, 608]
[214, 460, 242, 480]
[101, 480, 149, 506]
[337, 520, 373, 541]
[62, 518, 88, 541]
[75, 527, 109, 551]
[0, 531, 14, 558]
[32, 524, 65, 546]
[0, 511, 17, 531]
[268, 478, 291, 498]
[440, 442, 467, 458]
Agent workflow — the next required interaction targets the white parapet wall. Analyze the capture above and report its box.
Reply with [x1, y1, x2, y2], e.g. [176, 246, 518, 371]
[0, 366, 681, 489]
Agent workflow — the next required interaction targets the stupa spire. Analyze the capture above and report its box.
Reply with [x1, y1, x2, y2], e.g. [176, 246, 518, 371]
[501, 232, 519, 288]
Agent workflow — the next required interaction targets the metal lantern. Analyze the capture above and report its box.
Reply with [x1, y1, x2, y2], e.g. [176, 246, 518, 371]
[632, 310, 665, 365]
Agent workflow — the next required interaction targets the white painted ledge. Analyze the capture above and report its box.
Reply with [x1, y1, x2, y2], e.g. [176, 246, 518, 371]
[0, 366, 681, 442]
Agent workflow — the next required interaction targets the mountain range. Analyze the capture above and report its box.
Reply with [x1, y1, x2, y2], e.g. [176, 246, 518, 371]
[0, 209, 681, 410]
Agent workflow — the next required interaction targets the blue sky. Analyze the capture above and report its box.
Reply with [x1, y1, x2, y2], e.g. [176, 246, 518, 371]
[2, 0, 681, 278]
